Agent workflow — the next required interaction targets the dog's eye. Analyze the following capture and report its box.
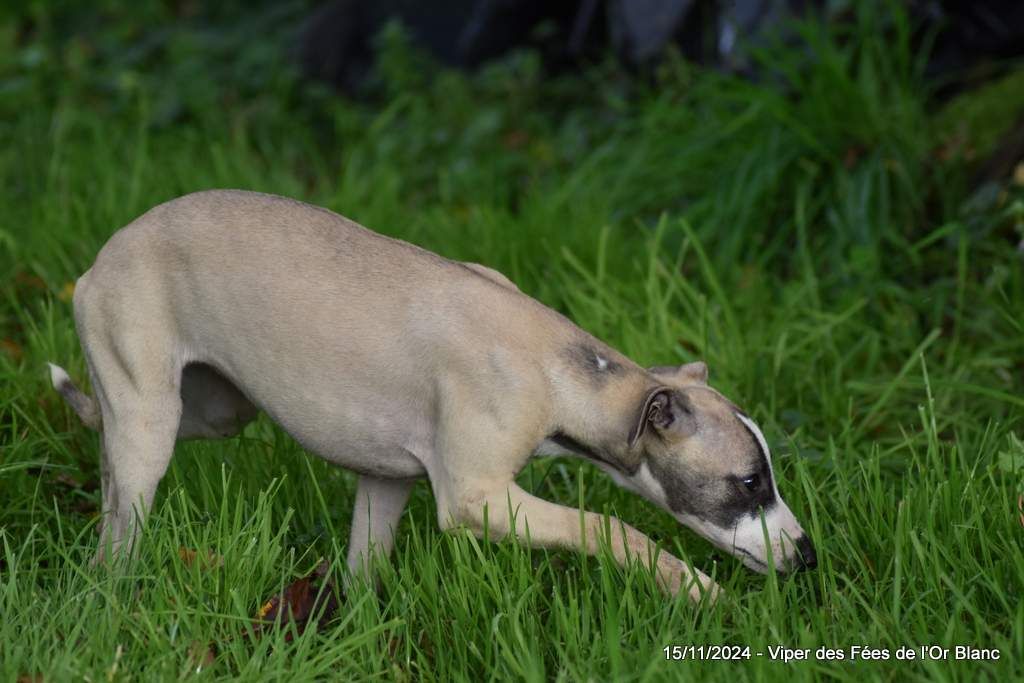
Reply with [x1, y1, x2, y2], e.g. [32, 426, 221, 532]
[741, 475, 760, 492]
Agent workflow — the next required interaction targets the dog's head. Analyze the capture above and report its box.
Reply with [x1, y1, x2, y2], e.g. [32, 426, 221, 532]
[621, 362, 816, 573]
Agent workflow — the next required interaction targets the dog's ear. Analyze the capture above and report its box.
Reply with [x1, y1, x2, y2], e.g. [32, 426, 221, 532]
[648, 361, 708, 386]
[629, 388, 697, 448]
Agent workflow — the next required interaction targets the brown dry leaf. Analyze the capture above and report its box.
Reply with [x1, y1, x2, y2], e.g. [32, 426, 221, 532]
[51, 471, 99, 491]
[1, 338, 24, 361]
[255, 597, 275, 621]
[58, 281, 76, 303]
[843, 145, 864, 169]
[14, 272, 47, 291]
[178, 547, 224, 570]
[16, 674, 44, 683]
[187, 641, 216, 672]
[933, 130, 975, 163]
[502, 129, 529, 150]
[50, 471, 101, 516]
[51, 472, 84, 489]
[251, 560, 338, 640]
[71, 497, 99, 516]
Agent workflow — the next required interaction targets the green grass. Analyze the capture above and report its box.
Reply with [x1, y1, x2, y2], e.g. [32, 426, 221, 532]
[2, 4, 1023, 681]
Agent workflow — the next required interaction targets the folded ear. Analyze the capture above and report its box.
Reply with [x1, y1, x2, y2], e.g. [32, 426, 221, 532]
[628, 388, 697, 448]
[648, 361, 708, 386]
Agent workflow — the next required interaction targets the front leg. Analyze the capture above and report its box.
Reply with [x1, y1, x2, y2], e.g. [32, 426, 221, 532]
[345, 475, 416, 588]
[441, 482, 721, 603]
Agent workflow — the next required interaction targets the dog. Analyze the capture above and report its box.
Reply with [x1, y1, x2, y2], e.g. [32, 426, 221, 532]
[49, 189, 816, 602]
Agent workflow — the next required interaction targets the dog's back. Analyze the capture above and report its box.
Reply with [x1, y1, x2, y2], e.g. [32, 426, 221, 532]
[69, 190, 584, 478]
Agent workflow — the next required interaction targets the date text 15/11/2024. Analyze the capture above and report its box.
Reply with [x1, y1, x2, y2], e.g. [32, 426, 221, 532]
[662, 645, 1002, 662]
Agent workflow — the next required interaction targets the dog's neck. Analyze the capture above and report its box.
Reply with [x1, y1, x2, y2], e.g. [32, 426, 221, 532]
[546, 339, 653, 476]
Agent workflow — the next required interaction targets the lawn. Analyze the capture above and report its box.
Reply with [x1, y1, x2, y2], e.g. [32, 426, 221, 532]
[1, 4, 1022, 681]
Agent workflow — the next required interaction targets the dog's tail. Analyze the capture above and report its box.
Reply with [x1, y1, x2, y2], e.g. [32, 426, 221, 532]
[48, 363, 101, 430]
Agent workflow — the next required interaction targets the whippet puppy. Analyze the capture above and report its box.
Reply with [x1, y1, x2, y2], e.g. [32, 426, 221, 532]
[50, 189, 816, 603]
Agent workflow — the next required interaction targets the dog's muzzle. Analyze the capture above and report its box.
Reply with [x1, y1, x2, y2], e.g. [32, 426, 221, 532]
[794, 535, 817, 570]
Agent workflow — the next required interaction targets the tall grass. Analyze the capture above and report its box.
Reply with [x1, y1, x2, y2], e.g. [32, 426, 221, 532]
[1, 4, 1022, 680]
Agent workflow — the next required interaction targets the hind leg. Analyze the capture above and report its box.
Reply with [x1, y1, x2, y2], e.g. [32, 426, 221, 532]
[85, 343, 184, 563]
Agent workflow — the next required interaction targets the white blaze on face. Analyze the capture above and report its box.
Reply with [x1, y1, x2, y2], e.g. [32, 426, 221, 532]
[735, 412, 780, 497]
[730, 413, 806, 571]
[727, 499, 805, 572]
[535, 411, 810, 573]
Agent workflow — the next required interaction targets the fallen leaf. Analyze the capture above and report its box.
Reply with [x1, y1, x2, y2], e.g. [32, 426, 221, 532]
[187, 641, 216, 672]
[502, 129, 529, 150]
[16, 674, 44, 683]
[58, 281, 76, 302]
[51, 472, 85, 489]
[178, 547, 224, 570]
[49, 471, 100, 516]
[14, 271, 47, 291]
[255, 597, 276, 621]
[843, 145, 864, 169]
[933, 130, 975, 163]
[1, 338, 23, 361]
[251, 560, 338, 640]
[70, 497, 98, 516]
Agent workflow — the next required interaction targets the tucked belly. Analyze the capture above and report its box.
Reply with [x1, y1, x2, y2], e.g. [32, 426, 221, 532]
[285, 419, 430, 479]
[244, 380, 432, 479]
[182, 338, 434, 480]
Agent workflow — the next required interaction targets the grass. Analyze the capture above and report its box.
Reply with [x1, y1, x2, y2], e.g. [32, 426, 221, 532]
[2, 4, 1023, 681]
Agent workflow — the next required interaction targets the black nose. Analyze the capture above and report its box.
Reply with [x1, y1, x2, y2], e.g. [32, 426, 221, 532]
[795, 535, 817, 571]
